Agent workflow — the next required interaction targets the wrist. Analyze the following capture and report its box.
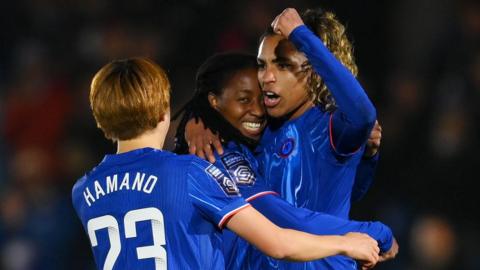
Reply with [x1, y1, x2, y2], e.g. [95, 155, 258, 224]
[287, 24, 307, 39]
[336, 235, 350, 256]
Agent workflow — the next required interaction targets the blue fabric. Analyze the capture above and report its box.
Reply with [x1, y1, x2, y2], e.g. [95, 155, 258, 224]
[253, 25, 381, 269]
[352, 153, 379, 202]
[289, 25, 376, 155]
[72, 148, 247, 270]
[258, 107, 360, 217]
[246, 194, 392, 270]
[215, 143, 392, 270]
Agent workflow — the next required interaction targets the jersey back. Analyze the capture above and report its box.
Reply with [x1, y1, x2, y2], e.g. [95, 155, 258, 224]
[72, 148, 248, 270]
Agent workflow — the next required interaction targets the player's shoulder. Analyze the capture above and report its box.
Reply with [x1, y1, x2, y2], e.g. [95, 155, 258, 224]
[138, 149, 205, 173]
[219, 143, 256, 169]
[178, 154, 230, 182]
[181, 154, 216, 172]
[152, 153, 217, 180]
[303, 106, 329, 125]
[71, 173, 89, 211]
[71, 149, 179, 194]
[72, 174, 87, 197]
[300, 106, 330, 140]
[72, 163, 99, 198]
[151, 149, 190, 165]
[160, 152, 205, 166]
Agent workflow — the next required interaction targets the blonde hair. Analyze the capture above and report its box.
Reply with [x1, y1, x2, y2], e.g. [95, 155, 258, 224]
[89, 57, 170, 141]
[303, 9, 358, 111]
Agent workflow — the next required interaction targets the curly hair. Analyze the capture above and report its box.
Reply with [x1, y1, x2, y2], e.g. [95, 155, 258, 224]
[302, 8, 358, 112]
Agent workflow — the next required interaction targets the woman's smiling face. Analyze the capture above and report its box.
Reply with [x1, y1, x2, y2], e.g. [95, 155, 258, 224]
[209, 68, 266, 141]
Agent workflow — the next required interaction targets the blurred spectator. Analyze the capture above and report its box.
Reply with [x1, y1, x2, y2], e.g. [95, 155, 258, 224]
[0, 147, 78, 269]
[409, 215, 457, 270]
[3, 42, 71, 156]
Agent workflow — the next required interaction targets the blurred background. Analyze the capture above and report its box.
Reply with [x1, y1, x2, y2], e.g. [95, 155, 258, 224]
[0, 0, 479, 269]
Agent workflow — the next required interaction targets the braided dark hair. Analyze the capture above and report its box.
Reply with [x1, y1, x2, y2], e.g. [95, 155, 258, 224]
[173, 52, 259, 154]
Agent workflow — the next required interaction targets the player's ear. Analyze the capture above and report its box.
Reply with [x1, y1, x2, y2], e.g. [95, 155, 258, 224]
[160, 107, 171, 122]
[208, 92, 220, 111]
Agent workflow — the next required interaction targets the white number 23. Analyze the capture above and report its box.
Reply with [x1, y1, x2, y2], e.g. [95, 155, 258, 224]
[87, 207, 167, 270]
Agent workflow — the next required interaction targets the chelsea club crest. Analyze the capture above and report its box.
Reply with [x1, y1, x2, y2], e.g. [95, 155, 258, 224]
[279, 138, 295, 158]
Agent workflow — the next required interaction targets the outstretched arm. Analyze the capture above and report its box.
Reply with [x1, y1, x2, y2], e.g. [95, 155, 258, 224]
[249, 193, 395, 255]
[272, 8, 376, 155]
[189, 158, 379, 265]
[226, 205, 380, 265]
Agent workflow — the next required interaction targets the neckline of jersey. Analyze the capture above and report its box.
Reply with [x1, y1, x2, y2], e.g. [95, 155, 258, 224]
[101, 147, 162, 165]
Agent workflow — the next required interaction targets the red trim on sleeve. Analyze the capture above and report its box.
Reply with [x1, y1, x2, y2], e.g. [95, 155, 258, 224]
[328, 113, 338, 152]
[329, 113, 362, 155]
[246, 191, 279, 202]
[218, 204, 251, 229]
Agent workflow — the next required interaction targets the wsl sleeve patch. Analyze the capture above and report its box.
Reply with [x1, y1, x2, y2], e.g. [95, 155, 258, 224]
[205, 165, 240, 196]
[220, 152, 256, 186]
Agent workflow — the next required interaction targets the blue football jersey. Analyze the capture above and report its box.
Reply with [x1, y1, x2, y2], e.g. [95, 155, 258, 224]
[72, 147, 249, 270]
[216, 143, 391, 270]
[212, 142, 276, 270]
[253, 25, 377, 270]
[258, 107, 364, 218]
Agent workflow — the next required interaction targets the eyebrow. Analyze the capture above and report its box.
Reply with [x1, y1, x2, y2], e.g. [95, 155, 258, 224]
[273, 57, 291, 63]
[238, 89, 252, 94]
[257, 56, 293, 64]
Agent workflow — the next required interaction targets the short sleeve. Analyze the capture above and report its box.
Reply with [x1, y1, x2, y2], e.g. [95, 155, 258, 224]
[187, 157, 250, 228]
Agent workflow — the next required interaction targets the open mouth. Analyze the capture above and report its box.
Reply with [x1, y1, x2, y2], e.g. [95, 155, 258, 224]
[263, 91, 281, 107]
[241, 120, 266, 137]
